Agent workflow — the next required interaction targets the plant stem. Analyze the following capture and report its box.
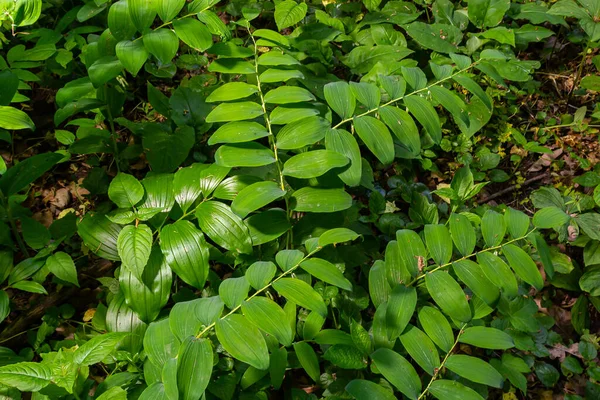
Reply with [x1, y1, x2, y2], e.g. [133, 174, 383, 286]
[417, 324, 467, 399]
[104, 86, 121, 172]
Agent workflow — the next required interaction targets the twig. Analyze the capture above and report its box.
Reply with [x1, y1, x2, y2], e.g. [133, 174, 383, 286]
[479, 174, 549, 204]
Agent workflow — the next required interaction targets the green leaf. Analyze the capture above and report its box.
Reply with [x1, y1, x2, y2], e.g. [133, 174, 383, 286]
[242, 297, 294, 346]
[481, 210, 506, 247]
[209, 122, 268, 145]
[108, 173, 144, 208]
[318, 228, 360, 247]
[21, 216, 50, 249]
[199, 164, 231, 198]
[157, 0, 185, 23]
[215, 314, 270, 370]
[117, 224, 152, 280]
[386, 285, 417, 340]
[260, 68, 304, 83]
[476, 251, 519, 298]
[274, 0, 307, 30]
[370, 260, 392, 308]
[264, 86, 315, 104]
[78, 214, 122, 261]
[502, 244, 544, 290]
[418, 306, 454, 353]
[219, 277, 250, 309]
[395, 230, 427, 280]
[0, 291, 9, 324]
[231, 181, 285, 218]
[215, 142, 275, 167]
[303, 311, 325, 340]
[208, 59, 255, 74]
[206, 82, 258, 103]
[206, 102, 264, 123]
[257, 52, 299, 66]
[429, 85, 470, 127]
[322, 344, 366, 369]
[88, 56, 124, 87]
[453, 260, 499, 306]
[143, 29, 179, 64]
[290, 187, 352, 213]
[429, 380, 485, 400]
[177, 337, 213, 400]
[325, 129, 362, 187]
[120, 246, 171, 323]
[283, 150, 348, 179]
[449, 213, 476, 256]
[172, 163, 208, 213]
[128, 0, 157, 32]
[379, 106, 421, 158]
[245, 261, 277, 290]
[350, 82, 381, 109]
[160, 220, 209, 289]
[459, 326, 514, 349]
[273, 278, 328, 316]
[46, 252, 78, 286]
[581, 75, 600, 91]
[270, 347, 287, 390]
[353, 116, 394, 165]
[468, 0, 511, 28]
[169, 300, 205, 340]
[116, 40, 148, 77]
[424, 224, 452, 265]
[445, 355, 504, 388]
[405, 22, 462, 54]
[0, 106, 35, 130]
[300, 258, 352, 291]
[404, 95, 442, 144]
[276, 116, 329, 150]
[0, 362, 52, 392]
[345, 379, 396, 400]
[11, 281, 47, 294]
[73, 332, 129, 365]
[399, 325, 440, 375]
[504, 207, 530, 238]
[270, 105, 319, 125]
[246, 209, 291, 245]
[371, 348, 421, 400]
[196, 201, 253, 254]
[324, 82, 355, 120]
[425, 270, 472, 322]
[293, 342, 320, 381]
[533, 207, 570, 229]
[108, 1, 137, 42]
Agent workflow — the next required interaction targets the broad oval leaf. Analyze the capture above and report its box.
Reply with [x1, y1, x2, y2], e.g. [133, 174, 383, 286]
[108, 172, 144, 208]
[108, 1, 136, 42]
[418, 306, 454, 353]
[209, 122, 268, 145]
[143, 318, 180, 367]
[353, 116, 394, 165]
[504, 207, 530, 238]
[325, 129, 362, 186]
[532, 206, 570, 229]
[242, 297, 294, 346]
[345, 379, 396, 400]
[219, 277, 250, 309]
[264, 86, 315, 104]
[274, 0, 307, 30]
[206, 102, 264, 123]
[476, 251, 519, 298]
[386, 285, 417, 340]
[143, 28, 179, 64]
[282, 150, 348, 179]
[117, 224, 152, 280]
[502, 244, 544, 290]
[395, 230, 427, 280]
[429, 379, 485, 400]
[273, 278, 328, 316]
[290, 187, 352, 213]
[215, 314, 270, 370]
[196, 201, 253, 254]
[324, 81, 355, 120]
[160, 220, 209, 289]
[293, 342, 320, 381]
[176, 337, 213, 400]
[404, 95, 442, 144]
[445, 355, 504, 388]
[0, 362, 52, 392]
[73, 332, 129, 366]
[0, 106, 35, 130]
[215, 142, 276, 168]
[116, 40, 148, 77]
[453, 259, 499, 306]
[276, 116, 330, 150]
[399, 325, 440, 375]
[245, 261, 277, 290]
[318, 227, 360, 247]
[128, 0, 156, 31]
[424, 224, 452, 265]
[157, 0, 185, 23]
[45, 251, 78, 287]
[206, 82, 258, 103]
[371, 348, 421, 400]
[300, 258, 352, 291]
[459, 326, 515, 349]
[231, 181, 285, 218]
[425, 270, 472, 322]
[481, 209, 506, 247]
[78, 214, 122, 261]
[449, 213, 476, 256]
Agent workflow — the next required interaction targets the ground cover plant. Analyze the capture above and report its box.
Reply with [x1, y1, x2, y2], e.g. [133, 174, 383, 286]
[0, 0, 598, 398]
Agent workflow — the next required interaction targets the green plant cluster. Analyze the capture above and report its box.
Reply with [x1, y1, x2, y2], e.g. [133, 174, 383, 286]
[0, 0, 599, 399]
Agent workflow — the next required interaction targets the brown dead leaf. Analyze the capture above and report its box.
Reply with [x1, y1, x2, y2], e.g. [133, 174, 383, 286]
[548, 343, 580, 362]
